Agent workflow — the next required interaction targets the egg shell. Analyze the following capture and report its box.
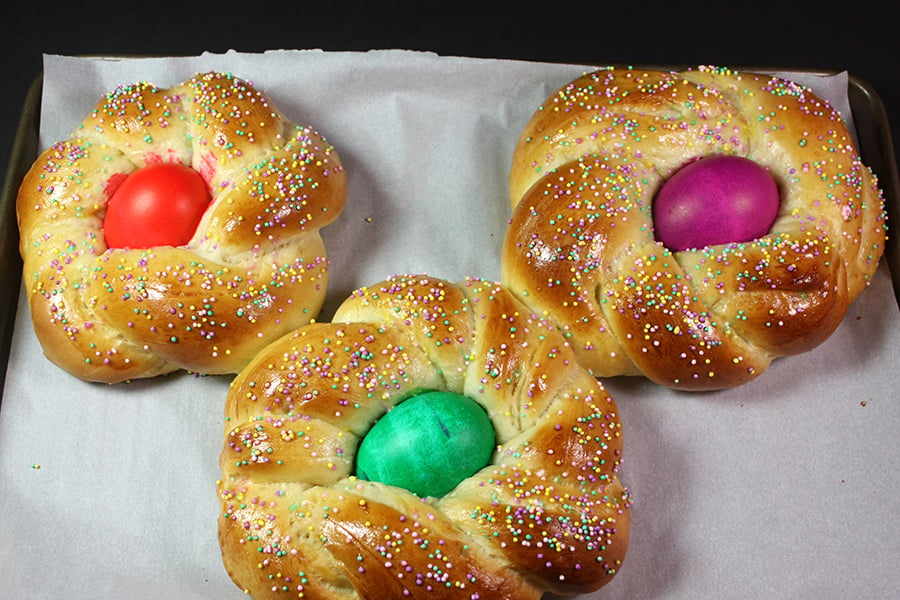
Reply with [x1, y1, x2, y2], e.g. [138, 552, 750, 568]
[653, 155, 780, 251]
[104, 162, 211, 249]
[355, 390, 495, 498]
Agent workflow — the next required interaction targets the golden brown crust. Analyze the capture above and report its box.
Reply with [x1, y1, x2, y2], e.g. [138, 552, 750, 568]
[218, 274, 631, 599]
[16, 72, 347, 383]
[502, 66, 887, 390]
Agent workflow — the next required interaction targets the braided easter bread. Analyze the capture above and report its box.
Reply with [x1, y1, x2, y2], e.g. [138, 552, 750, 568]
[218, 274, 631, 599]
[16, 72, 346, 383]
[502, 66, 887, 390]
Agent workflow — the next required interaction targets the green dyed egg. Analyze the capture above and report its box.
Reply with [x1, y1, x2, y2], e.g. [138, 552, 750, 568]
[355, 390, 495, 497]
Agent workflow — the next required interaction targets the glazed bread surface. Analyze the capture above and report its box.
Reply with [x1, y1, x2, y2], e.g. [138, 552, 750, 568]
[218, 274, 631, 599]
[503, 66, 887, 390]
[16, 72, 347, 383]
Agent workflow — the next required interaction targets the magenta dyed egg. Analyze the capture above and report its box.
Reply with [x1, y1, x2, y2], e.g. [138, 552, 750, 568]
[653, 155, 780, 251]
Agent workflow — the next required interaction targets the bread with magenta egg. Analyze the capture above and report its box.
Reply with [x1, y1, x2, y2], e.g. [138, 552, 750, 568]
[217, 274, 631, 599]
[16, 71, 346, 383]
[502, 66, 887, 390]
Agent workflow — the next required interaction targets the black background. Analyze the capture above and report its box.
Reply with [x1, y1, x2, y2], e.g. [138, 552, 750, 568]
[3, 0, 898, 193]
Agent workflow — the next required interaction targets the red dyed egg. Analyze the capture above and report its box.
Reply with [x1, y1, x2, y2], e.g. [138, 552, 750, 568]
[653, 155, 780, 251]
[104, 163, 211, 249]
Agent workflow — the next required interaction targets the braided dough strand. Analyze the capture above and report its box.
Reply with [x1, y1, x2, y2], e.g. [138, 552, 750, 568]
[503, 66, 887, 390]
[17, 72, 346, 382]
[218, 275, 630, 599]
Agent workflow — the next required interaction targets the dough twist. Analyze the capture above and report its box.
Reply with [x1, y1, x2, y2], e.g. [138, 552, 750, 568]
[502, 66, 887, 390]
[218, 274, 631, 599]
[17, 72, 347, 383]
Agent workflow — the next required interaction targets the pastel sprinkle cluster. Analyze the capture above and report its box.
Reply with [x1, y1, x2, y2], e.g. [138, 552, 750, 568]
[502, 66, 887, 390]
[17, 72, 346, 382]
[218, 275, 631, 598]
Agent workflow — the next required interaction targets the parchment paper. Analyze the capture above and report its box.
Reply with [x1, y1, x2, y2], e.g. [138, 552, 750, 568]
[1, 50, 898, 599]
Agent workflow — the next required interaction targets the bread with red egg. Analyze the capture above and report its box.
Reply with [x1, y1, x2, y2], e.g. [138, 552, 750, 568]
[16, 72, 347, 383]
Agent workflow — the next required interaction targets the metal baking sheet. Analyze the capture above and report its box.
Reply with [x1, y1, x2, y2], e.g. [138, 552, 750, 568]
[1, 53, 898, 599]
[0, 74, 38, 398]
